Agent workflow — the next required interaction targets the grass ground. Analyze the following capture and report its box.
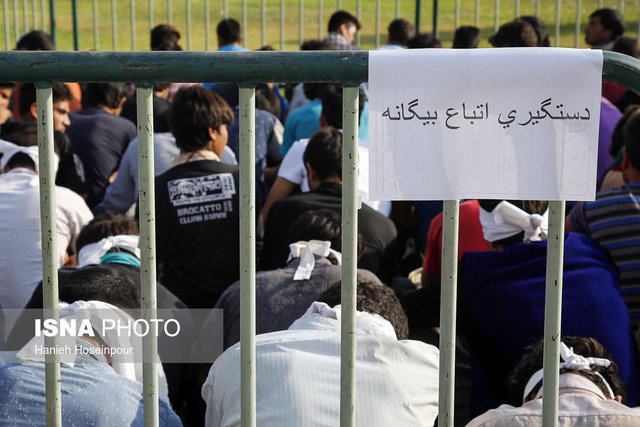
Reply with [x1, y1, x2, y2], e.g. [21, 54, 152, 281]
[1, 0, 639, 51]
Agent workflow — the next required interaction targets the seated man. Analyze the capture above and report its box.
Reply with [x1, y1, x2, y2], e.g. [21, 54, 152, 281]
[324, 10, 360, 50]
[0, 266, 181, 426]
[217, 209, 381, 349]
[468, 336, 640, 426]
[203, 278, 439, 426]
[585, 8, 625, 50]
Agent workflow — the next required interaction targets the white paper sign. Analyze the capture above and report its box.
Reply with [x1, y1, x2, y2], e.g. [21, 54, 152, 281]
[368, 48, 603, 201]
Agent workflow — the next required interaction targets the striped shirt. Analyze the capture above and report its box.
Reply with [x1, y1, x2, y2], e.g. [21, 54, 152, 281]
[570, 183, 640, 324]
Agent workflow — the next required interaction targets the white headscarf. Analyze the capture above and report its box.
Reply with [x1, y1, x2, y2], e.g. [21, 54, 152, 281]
[77, 235, 141, 267]
[479, 201, 548, 243]
[287, 240, 342, 281]
[0, 144, 59, 175]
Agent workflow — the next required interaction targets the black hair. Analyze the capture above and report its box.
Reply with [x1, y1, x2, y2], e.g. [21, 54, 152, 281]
[4, 152, 35, 171]
[76, 213, 139, 253]
[81, 82, 131, 109]
[16, 30, 55, 50]
[327, 10, 361, 33]
[590, 8, 625, 39]
[217, 18, 242, 45]
[489, 18, 538, 47]
[613, 36, 639, 58]
[453, 26, 481, 48]
[255, 84, 281, 118]
[0, 82, 16, 89]
[317, 84, 365, 129]
[150, 24, 182, 51]
[519, 16, 551, 47]
[303, 128, 342, 181]
[169, 85, 234, 152]
[19, 82, 72, 118]
[288, 209, 342, 252]
[610, 104, 640, 158]
[60, 265, 140, 310]
[387, 18, 416, 46]
[408, 33, 442, 49]
[622, 109, 640, 170]
[318, 276, 410, 340]
[300, 39, 338, 51]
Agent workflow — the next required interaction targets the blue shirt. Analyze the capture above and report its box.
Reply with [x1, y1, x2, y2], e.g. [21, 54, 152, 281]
[0, 340, 182, 426]
[217, 44, 248, 52]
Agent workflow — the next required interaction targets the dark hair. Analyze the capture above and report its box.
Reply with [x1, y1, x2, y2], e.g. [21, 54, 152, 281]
[16, 30, 55, 50]
[622, 109, 640, 170]
[150, 24, 182, 51]
[60, 265, 140, 310]
[408, 33, 442, 49]
[0, 82, 16, 89]
[76, 213, 139, 253]
[81, 82, 131, 109]
[19, 82, 72, 118]
[169, 85, 234, 151]
[478, 199, 549, 246]
[453, 26, 481, 48]
[507, 336, 625, 405]
[255, 84, 281, 118]
[300, 39, 338, 51]
[610, 104, 640, 158]
[387, 18, 416, 46]
[590, 8, 625, 39]
[489, 19, 538, 47]
[153, 82, 171, 92]
[4, 152, 35, 171]
[519, 16, 550, 47]
[258, 45, 274, 51]
[613, 36, 638, 58]
[327, 10, 361, 33]
[303, 128, 342, 181]
[317, 84, 364, 129]
[318, 277, 409, 340]
[288, 209, 342, 252]
[217, 18, 242, 45]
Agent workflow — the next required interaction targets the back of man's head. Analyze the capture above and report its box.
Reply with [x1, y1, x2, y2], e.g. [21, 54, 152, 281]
[387, 18, 415, 46]
[59, 264, 141, 310]
[76, 213, 139, 254]
[507, 336, 625, 405]
[408, 33, 443, 49]
[303, 128, 342, 182]
[489, 18, 538, 47]
[318, 277, 409, 340]
[453, 26, 481, 48]
[300, 39, 338, 51]
[217, 18, 242, 45]
[3, 151, 36, 171]
[18, 82, 72, 120]
[288, 209, 342, 252]
[317, 84, 364, 129]
[622, 109, 640, 172]
[613, 36, 638, 57]
[591, 8, 625, 39]
[519, 16, 550, 47]
[16, 30, 55, 50]
[150, 24, 182, 50]
[327, 10, 361, 33]
[81, 82, 130, 110]
[169, 85, 234, 152]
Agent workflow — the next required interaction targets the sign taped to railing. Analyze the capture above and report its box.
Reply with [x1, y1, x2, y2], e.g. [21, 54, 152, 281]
[368, 48, 603, 201]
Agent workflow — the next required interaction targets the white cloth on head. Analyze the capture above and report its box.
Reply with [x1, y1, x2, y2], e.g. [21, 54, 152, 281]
[77, 235, 141, 267]
[0, 144, 59, 175]
[202, 301, 440, 427]
[479, 201, 548, 243]
[287, 240, 342, 280]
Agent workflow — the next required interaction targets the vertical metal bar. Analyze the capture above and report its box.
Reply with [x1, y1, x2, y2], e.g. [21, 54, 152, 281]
[475, 0, 479, 27]
[638, 6, 640, 41]
[299, 0, 304, 46]
[72, 0, 78, 50]
[136, 84, 159, 427]
[515, 0, 519, 17]
[148, 0, 153, 40]
[454, 0, 459, 29]
[93, 0, 99, 50]
[205, 0, 210, 50]
[618, 0, 624, 13]
[242, 0, 247, 48]
[356, 0, 360, 46]
[36, 83, 62, 427]
[416, 0, 422, 36]
[186, 0, 191, 50]
[223, 0, 228, 18]
[438, 199, 460, 427]
[22, 0, 28, 31]
[239, 86, 257, 427]
[40, 0, 45, 30]
[535, 0, 540, 16]
[340, 85, 359, 427]
[318, 0, 322, 40]
[4, 0, 10, 50]
[131, 0, 136, 50]
[494, 0, 500, 33]
[31, 0, 36, 29]
[279, 0, 284, 50]
[541, 201, 566, 427]
[575, 0, 581, 48]
[375, 0, 380, 48]
[432, 0, 437, 39]
[555, 0, 561, 47]
[49, 0, 55, 45]
[395, 0, 399, 18]
[261, 0, 266, 47]
[167, 0, 171, 24]
[597, 0, 601, 9]
[13, 0, 19, 45]
[337, 0, 341, 9]
[111, 0, 117, 50]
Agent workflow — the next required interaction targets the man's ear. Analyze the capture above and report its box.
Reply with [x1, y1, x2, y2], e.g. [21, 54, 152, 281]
[614, 395, 623, 403]
[29, 102, 38, 121]
[338, 23, 348, 36]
